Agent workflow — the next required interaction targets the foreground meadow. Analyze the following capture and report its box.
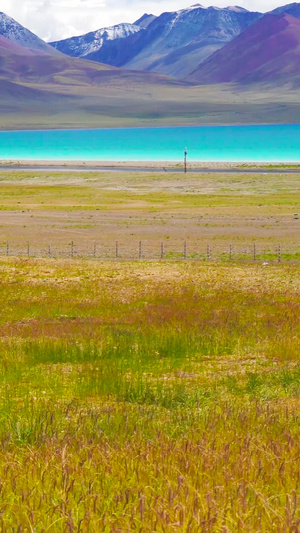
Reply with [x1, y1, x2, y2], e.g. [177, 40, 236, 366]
[0, 257, 299, 531]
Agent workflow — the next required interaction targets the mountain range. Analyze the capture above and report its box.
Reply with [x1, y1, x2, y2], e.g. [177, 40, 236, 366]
[51, 5, 263, 78]
[2, 4, 300, 85]
[1, 4, 300, 128]
[49, 3, 300, 81]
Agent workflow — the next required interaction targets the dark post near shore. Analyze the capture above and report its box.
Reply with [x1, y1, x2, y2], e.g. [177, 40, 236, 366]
[184, 147, 187, 173]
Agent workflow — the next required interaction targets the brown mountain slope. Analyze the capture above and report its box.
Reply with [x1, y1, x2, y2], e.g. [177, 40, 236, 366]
[189, 13, 300, 86]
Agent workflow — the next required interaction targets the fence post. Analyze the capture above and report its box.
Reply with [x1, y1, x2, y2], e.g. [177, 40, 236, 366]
[93, 243, 96, 258]
[48, 245, 51, 258]
[139, 241, 142, 260]
[27, 242, 30, 257]
[71, 241, 74, 258]
[116, 241, 119, 259]
[161, 242, 164, 259]
[278, 243, 281, 263]
[184, 241, 187, 260]
[207, 244, 210, 261]
[230, 244, 233, 261]
[6, 242, 9, 256]
[253, 243, 256, 262]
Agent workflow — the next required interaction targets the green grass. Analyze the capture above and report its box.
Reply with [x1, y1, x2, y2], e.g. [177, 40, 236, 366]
[240, 163, 300, 169]
[0, 258, 299, 530]
[0, 183, 300, 211]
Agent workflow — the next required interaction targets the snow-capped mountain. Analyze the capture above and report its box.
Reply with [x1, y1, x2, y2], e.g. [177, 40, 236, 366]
[50, 5, 262, 78]
[51, 23, 142, 59]
[0, 12, 61, 55]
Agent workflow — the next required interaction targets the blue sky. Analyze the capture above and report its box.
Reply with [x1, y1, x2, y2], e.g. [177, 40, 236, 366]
[1, 0, 291, 41]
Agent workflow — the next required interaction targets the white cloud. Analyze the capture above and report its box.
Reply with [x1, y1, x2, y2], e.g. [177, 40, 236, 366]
[1, 0, 289, 41]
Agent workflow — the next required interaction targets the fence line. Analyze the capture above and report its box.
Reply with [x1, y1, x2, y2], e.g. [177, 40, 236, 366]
[0, 241, 299, 263]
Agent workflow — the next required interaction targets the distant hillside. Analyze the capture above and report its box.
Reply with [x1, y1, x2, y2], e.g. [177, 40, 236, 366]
[189, 13, 300, 86]
[50, 5, 262, 78]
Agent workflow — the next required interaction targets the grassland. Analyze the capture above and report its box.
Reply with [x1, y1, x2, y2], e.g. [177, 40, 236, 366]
[0, 258, 299, 531]
[0, 170, 299, 531]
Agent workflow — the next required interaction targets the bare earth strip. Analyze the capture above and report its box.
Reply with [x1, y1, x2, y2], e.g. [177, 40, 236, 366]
[2, 160, 300, 172]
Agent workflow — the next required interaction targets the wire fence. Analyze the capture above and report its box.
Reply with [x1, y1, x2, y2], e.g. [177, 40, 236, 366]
[0, 241, 299, 263]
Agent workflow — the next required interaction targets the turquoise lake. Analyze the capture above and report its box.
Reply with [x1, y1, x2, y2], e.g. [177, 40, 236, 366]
[0, 124, 300, 162]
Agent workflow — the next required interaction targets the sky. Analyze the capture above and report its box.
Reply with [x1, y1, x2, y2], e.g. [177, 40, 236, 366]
[0, 0, 292, 42]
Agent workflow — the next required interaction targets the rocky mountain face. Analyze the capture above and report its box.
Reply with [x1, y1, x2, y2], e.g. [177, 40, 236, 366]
[0, 12, 61, 55]
[120, 5, 263, 77]
[50, 5, 262, 78]
[189, 13, 300, 86]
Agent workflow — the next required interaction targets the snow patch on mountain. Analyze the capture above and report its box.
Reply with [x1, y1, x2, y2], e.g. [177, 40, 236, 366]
[175, 5, 249, 13]
[51, 23, 142, 58]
